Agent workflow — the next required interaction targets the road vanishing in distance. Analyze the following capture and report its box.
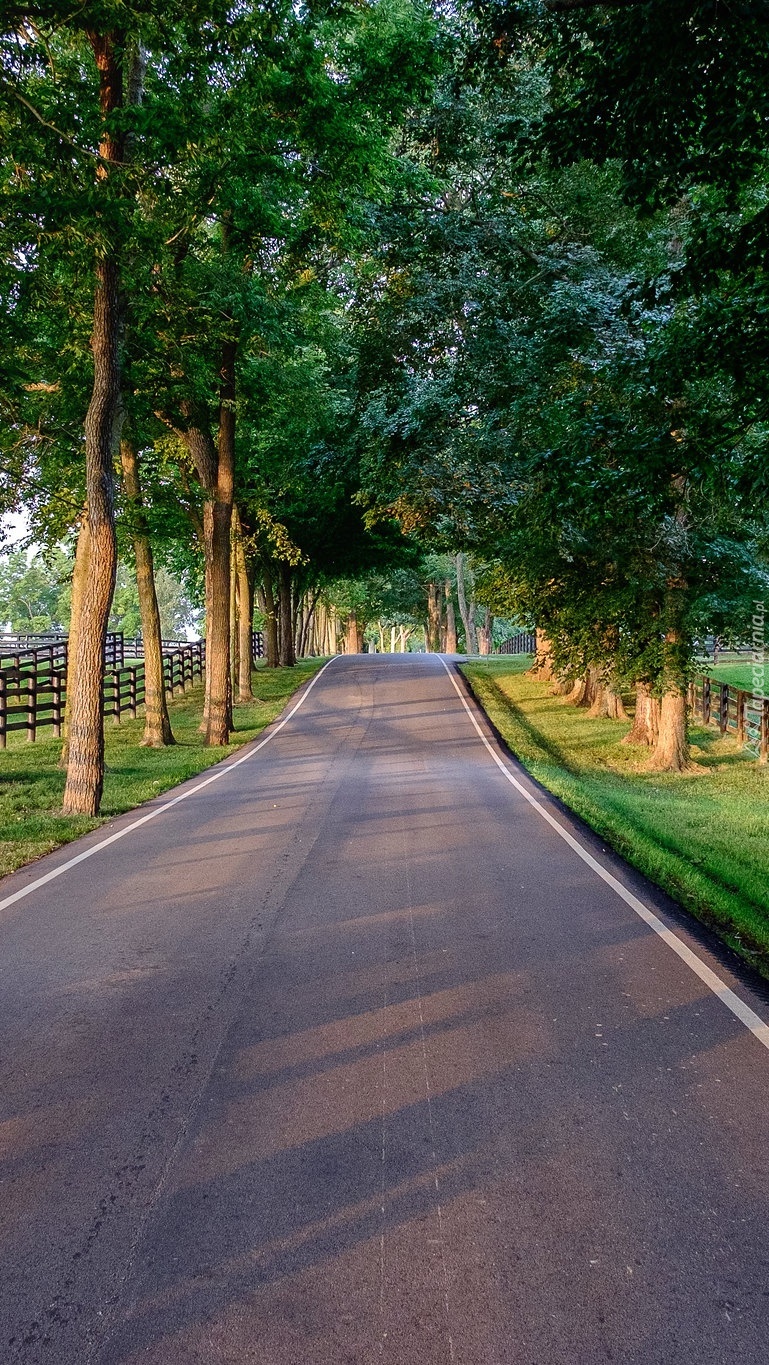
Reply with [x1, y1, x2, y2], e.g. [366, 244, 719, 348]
[1, 654, 769, 1364]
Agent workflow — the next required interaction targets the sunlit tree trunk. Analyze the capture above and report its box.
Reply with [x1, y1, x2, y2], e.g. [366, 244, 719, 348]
[622, 682, 660, 746]
[456, 552, 478, 654]
[445, 582, 458, 653]
[647, 582, 690, 771]
[426, 581, 442, 652]
[478, 606, 493, 655]
[345, 612, 362, 653]
[120, 439, 174, 746]
[588, 678, 628, 721]
[60, 510, 90, 769]
[235, 531, 254, 702]
[531, 628, 554, 681]
[202, 338, 236, 744]
[63, 31, 125, 815]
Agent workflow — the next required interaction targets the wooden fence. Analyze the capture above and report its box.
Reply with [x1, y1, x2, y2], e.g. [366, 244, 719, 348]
[688, 675, 769, 762]
[0, 639, 204, 747]
[0, 631, 267, 747]
[497, 631, 537, 655]
[490, 640, 768, 762]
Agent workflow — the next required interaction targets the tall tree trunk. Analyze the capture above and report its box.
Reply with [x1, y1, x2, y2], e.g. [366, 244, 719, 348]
[478, 606, 493, 656]
[229, 523, 239, 697]
[445, 581, 458, 653]
[345, 612, 362, 654]
[298, 588, 320, 658]
[570, 664, 601, 708]
[647, 582, 690, 771]
[120, 439, 174, 746]
[588, 678, 628, 721]
[204, 338, 236, 744]
[455, 552, 478, 654]
[235, 537, 254, 702]
[531, 628, 554, 681]
[426, 581, 441, 652]
[63, 31, 124, 816]
[278, 563, 295, 666]
[622, 682, 661, 746]
[60, 510, 91, 768]
[259, 570, 279, 667]
[199, 501, 214, 730]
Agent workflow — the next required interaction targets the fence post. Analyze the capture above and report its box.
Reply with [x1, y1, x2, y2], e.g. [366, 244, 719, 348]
[702, 676, 711, 725]
[111, 669, 121, 724]
[736, 690, 746, 743]
[129, 666, 137, 719]
[0, 672, 6, 749]
[719, 683, 729, 734]
[27, 673, 37, 742]
[52, 670, 63, 738]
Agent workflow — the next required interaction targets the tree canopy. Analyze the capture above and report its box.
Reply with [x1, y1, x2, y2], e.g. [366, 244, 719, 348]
[1, 0, 767, 805]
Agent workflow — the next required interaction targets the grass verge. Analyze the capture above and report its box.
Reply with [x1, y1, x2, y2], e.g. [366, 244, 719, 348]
[0, 658, 326, 880]
[697, 657, 762, 691]
[462, 657, 769, 977]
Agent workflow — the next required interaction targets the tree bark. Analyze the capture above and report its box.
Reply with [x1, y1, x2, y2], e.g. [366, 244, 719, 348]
[60, 510, 91, 768]
[299, 589, 320, 658]
[622, 682, 660, 746]
[531, 628, 555, 681]
[647, 690, 689, 770]
[259, 570, 279, 667]
[201, 338, 236, 744]
[426, 581, 442, 652]
[235, 534, 254, 702]
[588, 681, 628, 721]
[444, 581, 458, 653]
[478, 606, 493, 656]
[647, 583, 691, 771]
[455, 552, 478, 653]
[63, 31, 124, 815]
[278, 563, 295, 666]
[120, 439, 174, 746]
[345, 612, 362, 654]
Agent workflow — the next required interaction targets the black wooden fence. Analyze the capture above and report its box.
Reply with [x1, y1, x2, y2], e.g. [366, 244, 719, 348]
[0, 634, 203, 746]
[497, 631, 537, 655]
[0, 630, 267, 747]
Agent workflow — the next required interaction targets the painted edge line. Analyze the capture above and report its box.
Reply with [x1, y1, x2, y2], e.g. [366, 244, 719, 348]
[441, 658, 769, 1054]
[0, 657, 338, 918]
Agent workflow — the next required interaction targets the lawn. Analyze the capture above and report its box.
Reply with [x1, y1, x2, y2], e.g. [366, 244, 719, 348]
[696, 655, 765, 693]
[462, 657, 769, 976]
[0, 659, 326, 880]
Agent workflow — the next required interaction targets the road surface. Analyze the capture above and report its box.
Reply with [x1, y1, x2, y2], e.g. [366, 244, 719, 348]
[1, 655, 769, 1364]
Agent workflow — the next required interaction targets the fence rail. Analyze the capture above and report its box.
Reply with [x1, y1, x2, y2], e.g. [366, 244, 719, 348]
[0, 638, 204, 747]
[688, 676, 769, 761]
[497, 631, 537, 655]
[0, 631, 268, 747]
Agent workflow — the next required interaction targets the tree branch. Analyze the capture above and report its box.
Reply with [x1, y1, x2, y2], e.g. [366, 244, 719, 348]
[3, 82, 101, 160]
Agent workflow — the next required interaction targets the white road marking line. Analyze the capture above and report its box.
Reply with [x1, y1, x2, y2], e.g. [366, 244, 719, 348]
[441, 658, 769, 1055]
[0, 658, 338, 917]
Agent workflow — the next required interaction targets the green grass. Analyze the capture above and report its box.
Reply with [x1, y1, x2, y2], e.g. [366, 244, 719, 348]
[696, 656, 765, 692]
[463, 657, 769, 976]
[0, 659, 326, 880]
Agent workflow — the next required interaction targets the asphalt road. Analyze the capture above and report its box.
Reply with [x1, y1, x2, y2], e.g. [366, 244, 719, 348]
[2, 654, 769, 1365]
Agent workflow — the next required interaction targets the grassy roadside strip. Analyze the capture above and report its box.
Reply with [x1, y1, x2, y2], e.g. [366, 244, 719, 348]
[0, 658, 327, 880]
[462, 658, 769, 978]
